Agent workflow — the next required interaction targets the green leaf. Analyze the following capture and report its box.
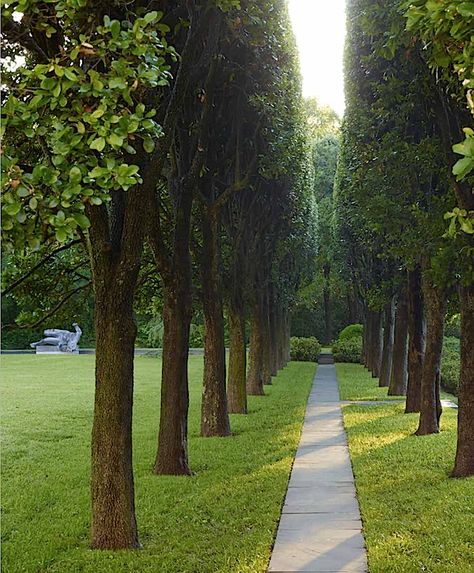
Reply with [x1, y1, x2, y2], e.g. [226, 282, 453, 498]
[453, 156, 474, 180]
[457, 2, 474, 17]
[144, 11, 158, 24]
[73, 213, 91, 229]
[55, 227, 68, 242]
[109, 77, 127, 90]
[108, 133, 124, 147]
[90, 137, 106, 151]
[111, 20, 121, 39]
[3, 202, 21, 216]
[143, 137, 155, 153]
[69, 166, 82, 183]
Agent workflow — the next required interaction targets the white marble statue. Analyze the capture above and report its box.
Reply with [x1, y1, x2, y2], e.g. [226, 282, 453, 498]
[30, 323, 82, 352]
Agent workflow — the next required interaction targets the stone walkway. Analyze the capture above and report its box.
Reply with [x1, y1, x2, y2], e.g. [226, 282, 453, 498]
[268, 364, 367, 573]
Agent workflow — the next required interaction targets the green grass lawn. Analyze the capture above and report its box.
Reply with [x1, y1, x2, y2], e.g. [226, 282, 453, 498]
[336, 363, 456, 403]
[1, 355, 316, 573]
[338, 363, 474, 573]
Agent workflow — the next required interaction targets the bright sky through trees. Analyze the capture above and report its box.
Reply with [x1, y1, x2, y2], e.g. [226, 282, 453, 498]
[288, 0, 346, 117]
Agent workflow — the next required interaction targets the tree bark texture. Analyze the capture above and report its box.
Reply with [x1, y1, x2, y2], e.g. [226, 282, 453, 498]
[368, 310, 383, 378]
[416, 272, 445, 436]
[388, 288, 409, 396]
[262, 291, 272, 385]
[269, 288, 278, 376]
[200, 209, 231, 437]
[247, 299, 266, 396]
[91, 302, 139, 549]
[227, 299, 247, 414]
[406, 267, 425, 413]
[87, 190, 147, 549]
[379, 298, 395, 388]
[153, 286, 192, 475]
[452, 282, 474, 476]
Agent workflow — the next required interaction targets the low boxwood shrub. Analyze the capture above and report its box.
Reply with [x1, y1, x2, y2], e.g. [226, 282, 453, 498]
[290, 336, 321, 362]
[338, 323, 363, 341]
[441, 336, 460, 395]
[332, 335, 362, 363]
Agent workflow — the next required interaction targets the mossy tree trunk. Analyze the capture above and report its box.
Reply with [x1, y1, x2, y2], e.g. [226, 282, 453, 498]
[379, 298, 395, 388]
[406, 267, 425, 414]
[200, 207, 231, 437]
[452, 283, 474, 476]
[388, 287, 409, 396]
[416, 270, 445, 436]
[247, 298, 265, 395]
[227, 296, 247, 414]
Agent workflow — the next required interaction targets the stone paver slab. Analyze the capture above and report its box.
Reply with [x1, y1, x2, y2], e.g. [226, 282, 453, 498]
[268, 364, 367, 573]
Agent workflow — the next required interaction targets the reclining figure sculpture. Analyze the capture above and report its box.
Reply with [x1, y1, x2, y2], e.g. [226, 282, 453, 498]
[30, 323, 82, 353]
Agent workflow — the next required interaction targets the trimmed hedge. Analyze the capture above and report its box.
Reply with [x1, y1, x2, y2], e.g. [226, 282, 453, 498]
[333, 336, 363, 363]
[290, 336, 321, 362]
[332, 323, 363, 363]
[338, 323, 363, 341]
[441, 337, 460, 395]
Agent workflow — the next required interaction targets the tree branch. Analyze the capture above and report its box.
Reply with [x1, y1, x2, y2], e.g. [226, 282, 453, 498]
[2, 239, 82, 296]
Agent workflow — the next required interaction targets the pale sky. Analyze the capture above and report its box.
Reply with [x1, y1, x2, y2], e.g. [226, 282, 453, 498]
[288, 0, 346, 117]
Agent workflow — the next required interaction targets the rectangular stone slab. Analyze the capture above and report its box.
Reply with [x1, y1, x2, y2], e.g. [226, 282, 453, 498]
[267, 363, 367, 572]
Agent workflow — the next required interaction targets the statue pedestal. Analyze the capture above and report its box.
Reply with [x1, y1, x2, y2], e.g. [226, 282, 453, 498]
[35, 346, 79, 355]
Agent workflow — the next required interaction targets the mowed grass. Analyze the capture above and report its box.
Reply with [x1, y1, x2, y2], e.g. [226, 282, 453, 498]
[336, 363, 456, 403]
[338, 363, 474, 573]
[1, 355, 316, 573]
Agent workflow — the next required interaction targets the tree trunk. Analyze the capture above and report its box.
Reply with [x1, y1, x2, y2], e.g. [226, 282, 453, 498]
[269, 289, 278, 376]
[362, 311, 369, 369]
[406, 267, 425, 413]
[416, 272, 445, 436]
[452, 282, 474, 476]
[284, 311, 291, 364]
[227, 299, 247, 414]
[262, 290, 272, 385]
[276, 306, 285, 370]
[200, 209, 231, 437]
[247, 299, 265, 395]
[323, 263, 333, 344]
[379, 298, 395, 388]
[368, 310, 383, 378]
[153, 286, 192, 475]
[91, 302, 139, 549]
[388, 288, 409, 396]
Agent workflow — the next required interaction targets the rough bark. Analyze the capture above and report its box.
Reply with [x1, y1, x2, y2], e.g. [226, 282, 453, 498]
[227, 299, 247, 414]
[269, 288, 278, 376]
[416, 272, 445, 436]
[362, 311, 369, 369]
[91, 302, 139, 549]
[247, 299, 265, 395]
[200, 209, 231, 437]
[262, 290, 272, 385]
[379, 298, 395, 388]
[388, 288, 409, 396]
[153, 286, 192, 475]
[87, 188, 146, 549]
[406, 267, 425, 413]
[368, 310, 383, 378]
[452, 282, 474, 477]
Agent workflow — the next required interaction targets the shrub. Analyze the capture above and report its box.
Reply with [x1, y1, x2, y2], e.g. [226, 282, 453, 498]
[332, 335, 362, 363]
[441, 336, 460, 395]
[290, 336, 321, 362]
[338, 323, 363, 341]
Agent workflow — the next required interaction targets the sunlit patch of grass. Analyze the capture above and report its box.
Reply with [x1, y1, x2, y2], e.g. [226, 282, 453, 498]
[338, 364, 474, 573]
[336, 362, 456, 403]
[1, 355, 316, 573]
